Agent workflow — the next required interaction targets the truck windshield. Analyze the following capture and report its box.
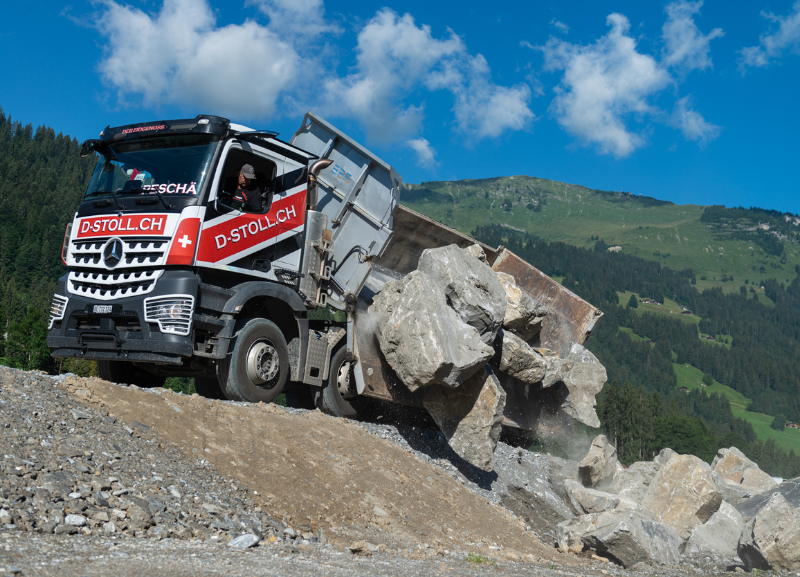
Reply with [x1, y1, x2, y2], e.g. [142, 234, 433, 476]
[84, 133, 219, 200]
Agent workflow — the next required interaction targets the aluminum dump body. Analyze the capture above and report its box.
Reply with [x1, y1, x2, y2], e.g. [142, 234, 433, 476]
[291, 112, 401, 311]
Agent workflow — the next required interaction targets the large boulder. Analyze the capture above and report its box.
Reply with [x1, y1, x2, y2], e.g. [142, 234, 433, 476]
[736, 477, 800, 521]
[537, 348, 574, 388]
[578, 435, 618, 489]
[738, 492, 800, 571]
[370, 270, 493, 391]
[654, 448, 677, 466]
[557, 509, 682, 568]
[563, 479, 637, 515]
[713, 472, 753, 507]
[417, 244, 506, 345]
[493, 330, 546, 384]
[712, 447, 757, 484]
[739, 467, 779, 494]
[611, 461, 662, 504]
[495, 271, 548, 341]
[546, 454, 580, 504]
[684, 501, 744, 557]
[641, 454, 723, 540]
[423, 369, 506, 471]
[559, 343, 606, 428]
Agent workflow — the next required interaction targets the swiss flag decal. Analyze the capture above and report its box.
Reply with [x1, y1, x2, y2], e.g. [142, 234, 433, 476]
[166, 218, 201, 265]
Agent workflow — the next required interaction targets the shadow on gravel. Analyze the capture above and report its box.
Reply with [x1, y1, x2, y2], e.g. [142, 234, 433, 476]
[362, 401, 498, 490]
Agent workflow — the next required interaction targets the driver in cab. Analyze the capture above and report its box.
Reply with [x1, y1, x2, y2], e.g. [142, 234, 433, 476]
[231, 164, 262, 212]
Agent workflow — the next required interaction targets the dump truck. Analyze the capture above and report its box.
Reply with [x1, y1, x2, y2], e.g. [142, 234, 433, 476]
[47, 112, 602, 434]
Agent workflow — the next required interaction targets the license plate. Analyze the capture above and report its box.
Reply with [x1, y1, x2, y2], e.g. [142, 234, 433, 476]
[92, 305, 113, 314]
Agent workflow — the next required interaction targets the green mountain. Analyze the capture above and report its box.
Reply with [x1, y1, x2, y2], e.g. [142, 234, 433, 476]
[402, 176, 800, 295]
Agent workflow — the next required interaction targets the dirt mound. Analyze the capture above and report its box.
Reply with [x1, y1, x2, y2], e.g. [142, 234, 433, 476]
[56, 373, 559, 559]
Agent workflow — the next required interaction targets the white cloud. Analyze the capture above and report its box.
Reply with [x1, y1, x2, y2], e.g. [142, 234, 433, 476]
[321, 9, 463, 141]
[550, 19, 569, 34]
[88, 1, 533, 143]
[322, 9, 533, 141]
[93, 0, 302, 119]
[662, 0, 723, 72]
[540, 14, 671, 157]
[406, 138, 438, 168]
[452, 55, 533, 138]
[249, 0, 340, 39]
[671, 96, 720, 144]
[740, 0, 800, 70]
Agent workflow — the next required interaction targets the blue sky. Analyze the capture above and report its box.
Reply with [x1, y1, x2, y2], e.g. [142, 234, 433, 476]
[3, 0, 800, 213]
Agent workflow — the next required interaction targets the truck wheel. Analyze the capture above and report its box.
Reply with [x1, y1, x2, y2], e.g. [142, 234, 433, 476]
[97, 360, 166, 388]
[218, 318, 288, 403]
[194, 377, 225, 400]
[315, 347, 366, 418]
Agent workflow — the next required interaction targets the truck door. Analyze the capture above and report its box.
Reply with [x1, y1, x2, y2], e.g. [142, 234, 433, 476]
[195, 142, 282, 278]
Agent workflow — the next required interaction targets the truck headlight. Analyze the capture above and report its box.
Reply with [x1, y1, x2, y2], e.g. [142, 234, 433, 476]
[144, 295, 194, 335]
[49, 295, 69, 329]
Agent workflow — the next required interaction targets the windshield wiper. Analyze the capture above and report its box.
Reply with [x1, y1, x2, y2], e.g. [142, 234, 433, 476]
[89, 190, 122, 211]
[151, 188, 173, 209]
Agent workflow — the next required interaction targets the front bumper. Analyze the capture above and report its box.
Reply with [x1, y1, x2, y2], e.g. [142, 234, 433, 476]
[47, 269, 200, 365]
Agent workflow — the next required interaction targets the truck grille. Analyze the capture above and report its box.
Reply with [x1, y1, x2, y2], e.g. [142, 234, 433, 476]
[69, 237, 169, 269]
[67, 270, 164, 301]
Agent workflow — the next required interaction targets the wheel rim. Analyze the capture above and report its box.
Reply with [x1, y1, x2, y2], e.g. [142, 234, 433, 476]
[246, 340, 279, 386]
[335, 359, 353, 399]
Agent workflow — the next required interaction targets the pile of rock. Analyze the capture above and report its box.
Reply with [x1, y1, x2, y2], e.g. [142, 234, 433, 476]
[0, 367, 320, 548]
[370, 244, 606, 470]
[548, 435, 798, 572]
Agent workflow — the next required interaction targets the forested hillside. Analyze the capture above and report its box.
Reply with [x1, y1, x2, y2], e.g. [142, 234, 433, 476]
[473, 224, 800, 478]
[404, 176, 800, 294]
[0, 107, 95, 370]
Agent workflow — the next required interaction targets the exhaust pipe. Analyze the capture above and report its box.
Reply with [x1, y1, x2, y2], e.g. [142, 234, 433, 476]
[308, 159, 333, 210]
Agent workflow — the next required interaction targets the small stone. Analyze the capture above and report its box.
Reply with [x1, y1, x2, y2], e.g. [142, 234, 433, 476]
[54, 524, 79, 535]
[283, 527, 296, 538]
[65, 514, 87, 527]
[91, 511, 110, 522]
[70, 409, 91, 420]
[103, 521, 116, 534]
[373, 506, 388, 517]
[68, 492, 82, 499]
[349, 540, 375, 556]
[228, 534, 260, 549]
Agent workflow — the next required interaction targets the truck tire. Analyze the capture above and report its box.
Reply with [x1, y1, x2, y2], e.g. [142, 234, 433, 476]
[218, 318, 288, 403]
[194, 377, 225, 400]
[97, 360, 166, 388]
[315, 347, 366, 418]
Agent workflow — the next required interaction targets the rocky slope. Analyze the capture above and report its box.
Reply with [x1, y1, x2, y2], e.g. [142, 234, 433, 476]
[1, 365, 797, 576]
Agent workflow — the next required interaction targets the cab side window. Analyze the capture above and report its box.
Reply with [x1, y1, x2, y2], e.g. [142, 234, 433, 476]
[217, 151, 277, 214]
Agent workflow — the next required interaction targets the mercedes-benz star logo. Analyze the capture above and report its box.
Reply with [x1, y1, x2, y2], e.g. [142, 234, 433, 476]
[103, 238, 125, 269]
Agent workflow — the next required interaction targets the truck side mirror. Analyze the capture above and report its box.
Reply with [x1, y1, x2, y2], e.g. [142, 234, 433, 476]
[80, 139, 99, 158]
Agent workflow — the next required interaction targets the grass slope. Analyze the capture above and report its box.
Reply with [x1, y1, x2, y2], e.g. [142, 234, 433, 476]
[402, 176, 800, 294]
[616, 291, 732, 348]
[675, 362, 800, 453]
